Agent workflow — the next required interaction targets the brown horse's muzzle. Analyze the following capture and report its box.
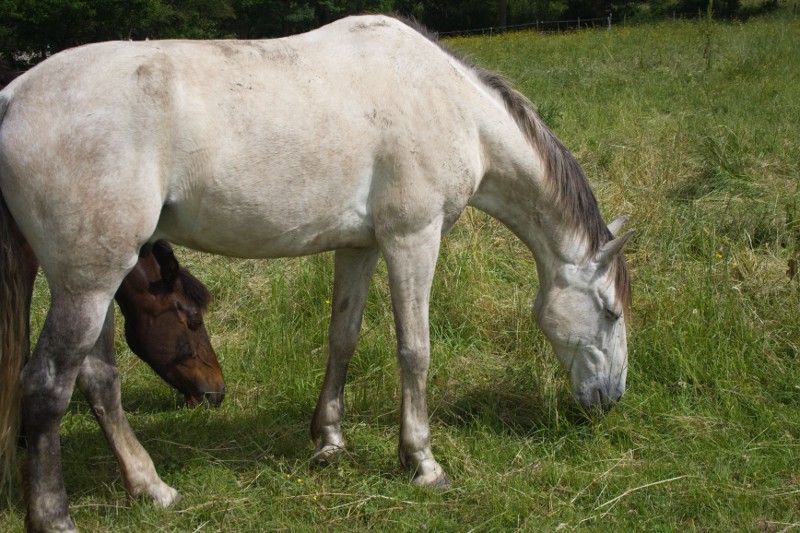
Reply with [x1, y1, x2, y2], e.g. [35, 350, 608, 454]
[185, 382, 226, 407]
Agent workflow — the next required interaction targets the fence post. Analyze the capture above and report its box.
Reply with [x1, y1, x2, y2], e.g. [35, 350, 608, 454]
[607, 13, 612, 29]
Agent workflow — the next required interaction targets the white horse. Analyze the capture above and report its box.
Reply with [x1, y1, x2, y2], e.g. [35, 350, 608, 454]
[0, 15, 632, 532]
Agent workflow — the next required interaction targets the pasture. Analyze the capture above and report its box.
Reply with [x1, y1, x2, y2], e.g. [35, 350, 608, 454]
[2, 8, 799, 531]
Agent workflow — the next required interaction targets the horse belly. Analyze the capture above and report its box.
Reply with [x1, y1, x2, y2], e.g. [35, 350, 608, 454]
[156, 169, 377, 258]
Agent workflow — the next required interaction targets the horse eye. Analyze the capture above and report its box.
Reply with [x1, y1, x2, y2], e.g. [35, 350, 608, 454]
[604, 308, 621, 321]
[176, 344, 194, 360]
[176, 302, 203, 330]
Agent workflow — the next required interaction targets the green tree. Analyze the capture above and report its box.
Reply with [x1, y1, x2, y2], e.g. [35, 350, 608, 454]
[0, 0, 235, 67]
[394, 0, 500, 32]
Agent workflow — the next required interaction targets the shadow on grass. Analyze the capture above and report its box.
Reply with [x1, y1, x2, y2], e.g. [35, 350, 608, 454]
[42, 375, 601, 506]
[53, 390, 316, 500]
[432, 379, 597, 438]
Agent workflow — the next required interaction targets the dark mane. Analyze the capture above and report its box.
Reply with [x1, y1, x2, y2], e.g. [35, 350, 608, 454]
[143, 240, 213, 310]
[398, 17, 630, 310]
[178, 268, 212, 310]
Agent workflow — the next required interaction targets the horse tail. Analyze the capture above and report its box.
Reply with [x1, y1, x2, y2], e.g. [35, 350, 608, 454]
[0, 92, 28, 494]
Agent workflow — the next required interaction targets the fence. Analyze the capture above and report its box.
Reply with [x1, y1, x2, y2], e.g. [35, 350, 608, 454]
[438, 15, 613, 37]
[435, 3, 781, 38]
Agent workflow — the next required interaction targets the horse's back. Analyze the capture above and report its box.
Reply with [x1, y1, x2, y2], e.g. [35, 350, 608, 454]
[1, 16, 487, 265]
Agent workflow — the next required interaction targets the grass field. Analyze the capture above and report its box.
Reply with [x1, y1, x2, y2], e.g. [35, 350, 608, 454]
[2, 6, 799, 532]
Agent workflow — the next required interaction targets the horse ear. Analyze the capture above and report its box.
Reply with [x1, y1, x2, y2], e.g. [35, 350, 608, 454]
[150, 240, 180, 286]
[607, 216, 629, 238]
[596, 230, 635, 267]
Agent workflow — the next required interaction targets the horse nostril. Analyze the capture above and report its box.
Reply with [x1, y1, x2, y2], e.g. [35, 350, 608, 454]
[584, 386, 617, 414]
[598, 386, 624, 413]
[204, 387, 225, 407]
[613, 389, 624, 404]
[593, 388, 603, 405]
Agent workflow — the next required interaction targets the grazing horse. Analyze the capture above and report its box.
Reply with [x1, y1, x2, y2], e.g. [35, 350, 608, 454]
[115, 240, 224, 407]
[0, 15, 632, 532]
[17, 234, 224, 407]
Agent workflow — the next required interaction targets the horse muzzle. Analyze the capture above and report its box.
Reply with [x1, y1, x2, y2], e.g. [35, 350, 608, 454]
[573, 372, 626, 413]
[185, 385, 226, 407]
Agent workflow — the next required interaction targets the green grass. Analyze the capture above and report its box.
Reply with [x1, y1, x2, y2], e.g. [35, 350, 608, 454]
[3, 7, 800, 532]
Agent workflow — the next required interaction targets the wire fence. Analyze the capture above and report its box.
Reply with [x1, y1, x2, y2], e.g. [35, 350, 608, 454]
[435, 4, 781, 38]
[438, 15, 613, 37]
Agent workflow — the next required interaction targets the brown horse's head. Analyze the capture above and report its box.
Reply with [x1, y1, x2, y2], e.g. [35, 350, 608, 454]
[116, 241, 224, 406]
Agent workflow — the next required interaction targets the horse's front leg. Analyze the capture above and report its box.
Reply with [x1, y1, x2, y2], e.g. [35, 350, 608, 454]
[75, 305, 180, 507]
[311, 248, 379, 462]
[21, 292, 112, 533]
[381, 222, 451, 489]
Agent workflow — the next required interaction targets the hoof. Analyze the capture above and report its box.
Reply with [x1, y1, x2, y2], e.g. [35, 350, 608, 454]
[312, 443, 346, 464]
[25, 515, 77, 533]
[144, 483, 181, 508]
[412, 471, 451, 490]
[410, 459, 451, 489]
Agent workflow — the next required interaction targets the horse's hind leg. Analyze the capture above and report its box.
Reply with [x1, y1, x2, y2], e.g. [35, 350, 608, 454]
[311, 248, 379, 462]
[380, 222, 450, 489]
[21, 291, 115, 533]
[76, 305, 179, 507]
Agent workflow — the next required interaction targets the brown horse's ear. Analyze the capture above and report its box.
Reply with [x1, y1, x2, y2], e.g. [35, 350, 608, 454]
[150, 240, 180, 287]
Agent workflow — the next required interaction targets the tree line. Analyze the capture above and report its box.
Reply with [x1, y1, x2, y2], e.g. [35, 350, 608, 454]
[1, 0, 764, 70]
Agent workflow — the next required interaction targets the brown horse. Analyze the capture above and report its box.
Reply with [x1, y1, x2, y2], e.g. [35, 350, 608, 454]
[116, 241, 225, 407]
[20, 236, 225, 407]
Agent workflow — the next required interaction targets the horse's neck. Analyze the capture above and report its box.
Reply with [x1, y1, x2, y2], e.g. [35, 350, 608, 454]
[470, 141, 587, 279]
